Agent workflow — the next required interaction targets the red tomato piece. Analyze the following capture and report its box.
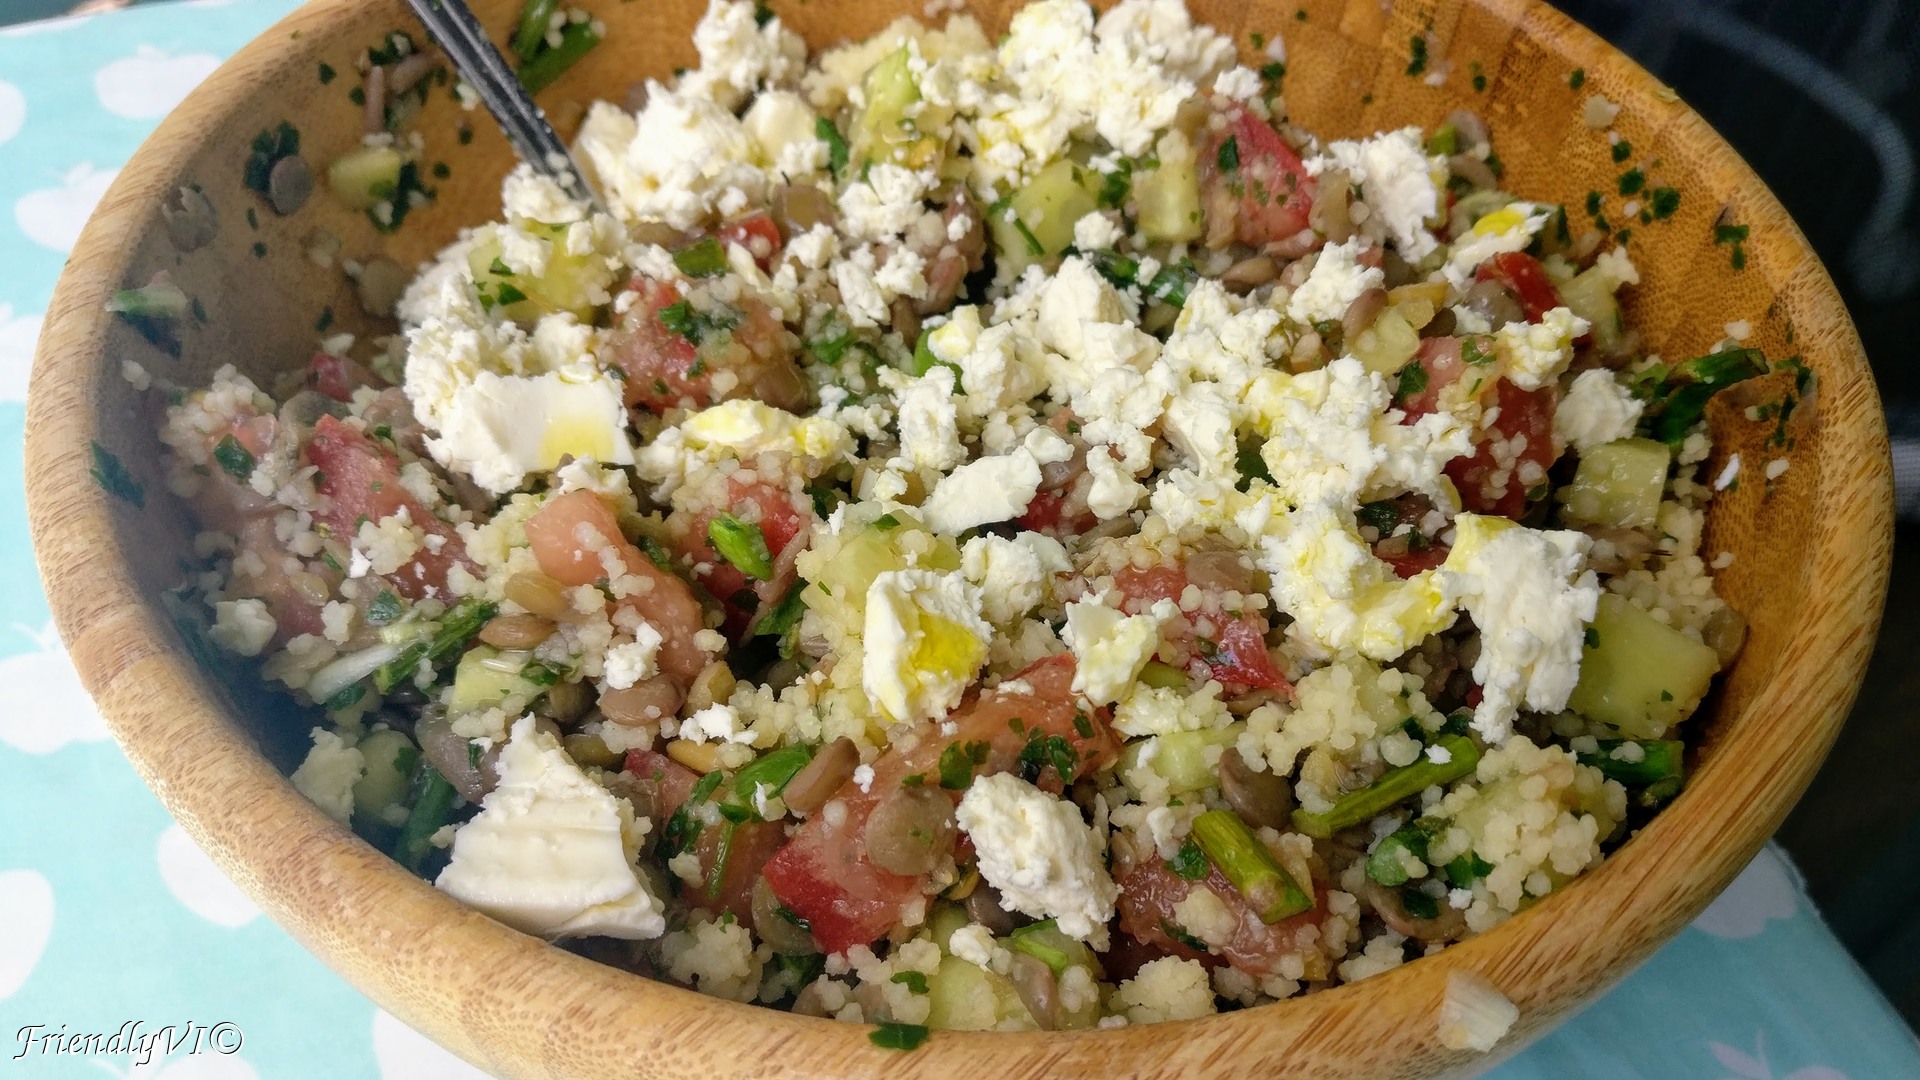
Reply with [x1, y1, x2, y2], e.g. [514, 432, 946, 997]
[623, 749, 700, 818]
[1200, 102, 1316, 249]
[305, 415, 473, 600]
[716, 211, 783, 272]
[1114, 847, 1331, 978]
[605, 276, 804, 415]
[1362, 495, 1451, 578]
[303, 352, 382, 402]
[763, 656, 1120, 954]
[1110, 564, 1289, 692]
[523, 489, 710, 684]
[1443, 379, 1559, 518]
[1475, 252, 1562, 324]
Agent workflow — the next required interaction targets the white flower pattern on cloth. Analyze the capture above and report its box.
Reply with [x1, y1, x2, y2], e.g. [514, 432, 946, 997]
[0, 1, 1914, 1078]
[14, 162, 118, 252]
[1711, 1032, 1850, 1080]
[1693, 846, 1801, 940]
[156, 824, 260, 929]
[0, 868, 54, 1000]
[0, 622, 111, 753]
[93, 46, 219, 119]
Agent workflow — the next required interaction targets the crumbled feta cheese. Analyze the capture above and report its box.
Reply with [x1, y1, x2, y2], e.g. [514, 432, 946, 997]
[1259, 503, 1456, 662]
[1495, 306, 1590, 391]
[1444, 202, 1553, 286]
[1085, 449, 1148, 518]
[1438, 969, 1519, 1050]
[1061, 595, 1161, 704]
[291, 727, 364, 824]
[1285, 238, 1385, 326]
[1072, 210, 1125, 252]
[863, 569, 991, 723]
[956, 772, 1118, 941]
[1766, 457, 1790, 481]
[1553, 369, 1644, 452]
[1112, 956, 1216, 1023]
[1441, 515, 1599, 744]
[1713, 454, 1741, 491]
[436, 715, 666, 939]
[948, 923, 997, 967]
[919, 448, 1045, 535]
[575, 88, 765, 230]
[680, 0, 806, 111]
[1307, 128, 1443, 260]
[603, 624, 664, 690]
[961, 532, 1070, 625]
[427, 366, 635, 495]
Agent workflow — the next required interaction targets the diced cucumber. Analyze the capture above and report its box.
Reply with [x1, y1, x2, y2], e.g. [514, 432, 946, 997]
[1556, 266, 1626, 354]
[1558, 438, 1669, 530]
[466, 230, 600, 323]
[1119, 724, 1244, 796]
[1351, 308, 1420, 375]
[925, 903, 969, 951]
[851, 46, 938, 170]
[1567, 593, 1720, 739]
[924, 954, 1034, 1031]
[991, 159, 1101, 278]
[1134, 129, 1203, 244]
[351, 727, 417, 826]
[448, 644, 547, 717]
[1006, 920, 1096, 976]
[327, 145, 406, 211]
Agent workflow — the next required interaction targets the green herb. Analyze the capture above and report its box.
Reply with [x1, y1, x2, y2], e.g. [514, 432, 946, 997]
[1167, 839, 1210, 881]
[512, 0, 561, 61]
[366, 30, 415, 67]
[373, 598, 497, 693]
[323, 681, 366, 712]
[315, 306, 334, 333]
[1460, 336, 1495, 366]
[1611, 140, 1632, 163]
[753, 1, 776, 27]
[706, 818, 738, 899]
[816, 117, 850, 178]
[1393, 361, 1429, 406]
[1009, 214, 1045, 257]
[1617, 168, 1646, 197]
[1714, 223, 1750, 246]
[872, 513, 901, 530]
[909, 328, 959, 378]
[1569, 67, 1586, 89]
[1356, 500, 1401, 535]
[318, 62, 337, 84]
[1576, 739, 1684, 786]
[431, 161, 451, 180]
[1291, 735, 1481, 838]
[1649, 186, 1680, 219]
[807, 314, 855, 366]
[246, 206, 259, 231]
[1470, 60, 1486, 92]
[752, 580, 808, 655]
[657, 300, 739, 346]
[243, 121, 300, 196]
[1190, 809, 1314, 922]
[628, 535, 672, 572]
[1426, 123, 1458, 157]
[1405, 35, 1428, 77]
[938, 740, 989, 790]
[1073, 713, 1095, 738]
[1365, 819, 1437, 887]
[1399, 887, 1440, 920]
[393, 763, 457, 872]
[902, 772, 925, 787]
[1217, 135, 1240, 173]
[890, 971, 929, 994]
[1295, 8, 1307, 20]
[1446, 851, 1493, 887]
[1097, 160, 1133, 209]
[366, 590, 404, 626]
[1016, 729, 1079, 785]
[252, 242, 268, 258]
[369, 161, 433, 234]
[1160, 919, 1209, 952]
[212, 435, 256, 480]
[1234, 447, 1273, 493]
[673, 236, 729, 278]
[1249, 32, 1264, 48]
[1260, 60, 1286, 84]
[708, 513, 774, 580]
[1584, 627, 1600, 649]
[519, 22, 600, 94]
[89, 442, 145, 508]
[107, 279, 191, 358]
[868, 1023, 930, 1051]
[1642, 347, 1768, 444]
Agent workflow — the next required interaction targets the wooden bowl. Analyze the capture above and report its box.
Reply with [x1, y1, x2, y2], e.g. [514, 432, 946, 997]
[24, 0, 1891, 1075]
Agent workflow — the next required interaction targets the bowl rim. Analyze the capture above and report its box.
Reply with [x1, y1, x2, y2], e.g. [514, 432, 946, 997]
[24, 0, 1892, 1075]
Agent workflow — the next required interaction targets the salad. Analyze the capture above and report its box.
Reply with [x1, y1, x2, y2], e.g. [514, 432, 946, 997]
[144, 0, 1778, 1049]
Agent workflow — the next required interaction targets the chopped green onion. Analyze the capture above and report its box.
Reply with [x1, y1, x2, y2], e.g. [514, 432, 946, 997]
[373, 598, 497, 693]
[751, 580, 807, 653]
[1138, 660, 1188, 689]
[1007, 920, 1073, 975]
[1291, 735, 1481, 839]
[393, 763, 457, 872]
[673, 236, 729, 278]
[1190, 809, 1313, 922]
[705, 818, 737, 900]
[1166, 839, 1210, 880]
[708, 513, 774, 580]
[1645, 347, 1768, 444]
[1577, 739, 1684, 786]
[511, 0, 561, 61]
[518, 22, 600, 94]
[726, 745, 815, 818]
[891, 970, 929, 993]
[107, 278, 192, 358]
[366, 590, 404, 626]
[1365, 819, 1437, 887]
[816, 117, 850, 178]
[868, 1022, 930, 1051]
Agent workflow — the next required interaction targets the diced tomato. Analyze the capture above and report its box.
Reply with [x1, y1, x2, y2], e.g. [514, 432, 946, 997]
[1361, 495, 1451, 578]
[694, 819, 788, 929]
[1114, 847, 1332, 978]
[605, 276, 805, 415]
[1398, 337, 1466, 418]
[524, 490, 710, 684]
[1111, 564, 1289, 692]
[1475, 252, 1562, 324]
[305, 415, 473, 600]
[717, 211, 783, 272]
[303, 352, 382, 402]
[1199, 102, 1316, 249]
[1379, 543, 1450, 578]
[669, 477, 812, 639]
[763, 656, 1120, 953]
[1443, 379, 1559, 518]
[1015, 489, 1097, 535]
[622, 750, 700, 817]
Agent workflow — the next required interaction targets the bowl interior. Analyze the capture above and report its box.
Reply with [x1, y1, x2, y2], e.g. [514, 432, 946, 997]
[25, 0, 1890, 1077]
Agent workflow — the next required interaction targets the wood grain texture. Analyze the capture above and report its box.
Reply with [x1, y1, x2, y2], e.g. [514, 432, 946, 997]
[22, 0, 1890, 1077]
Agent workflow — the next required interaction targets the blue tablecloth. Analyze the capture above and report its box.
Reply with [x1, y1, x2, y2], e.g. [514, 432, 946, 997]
[1, 2, 1917, 1076]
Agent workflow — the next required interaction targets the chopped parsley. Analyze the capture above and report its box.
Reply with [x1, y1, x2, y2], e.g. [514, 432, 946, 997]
[242, 121, 301, 196]
[1649, 186, 1681, 219]
[1714, 220, 1750, 269]
[890, 971, 930, 994]
[708, 513, 774, 580]
[816, 117, 850, 178]
[938, 740, 990, 790]
[1406, 35, 1428, 77]
[1216, 135, 1240, 173]
[1016, 729, 1079, 785]
[672, 236, 729, 278]
[212, 435, 255, 480]
[1167, 839, 1210, 880]
[367, 589, 404, 626]
[1617, 168, 1646, 196]
[1393, 361, 1429, 406]
[1569, 67, 1586, 89]
[657, 300, 739, 346]
[1160, 919, 1208, 952]
[318, 62, 336, 84]
[1585, 627, 1600, 649]
[89, 442, 145, 508]
[1612, 140, 1632, 163]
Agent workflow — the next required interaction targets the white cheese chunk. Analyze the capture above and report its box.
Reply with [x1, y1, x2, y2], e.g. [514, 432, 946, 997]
[1306, 128, 1443, 261]
[919, 450, 1045, 535]
[956, 772, 1118, 942]
[1495, 306, 1590, 391]
[961, 532, 1071, 626]
[426, 366, 635, 495]
[1285, 237, 1385, 326]
[1553, 369, 1644, 452]
[436, 715, 666, 940]
[1062, 594, 1162, 704]
[291, 728, 364, 824]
